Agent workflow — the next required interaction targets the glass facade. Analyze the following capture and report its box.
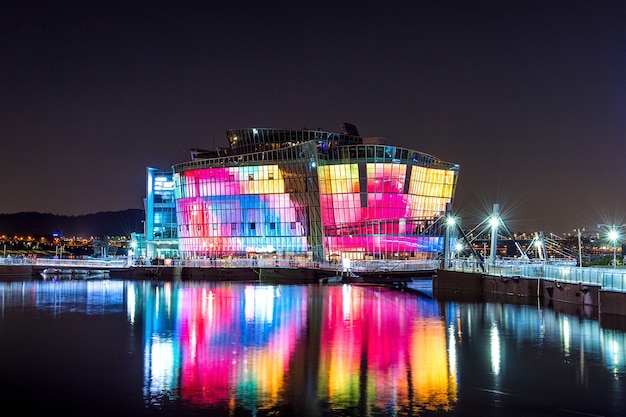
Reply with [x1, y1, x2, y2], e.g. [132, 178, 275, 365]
[171, 125, 459, 263]
[143, 168, 179, 260]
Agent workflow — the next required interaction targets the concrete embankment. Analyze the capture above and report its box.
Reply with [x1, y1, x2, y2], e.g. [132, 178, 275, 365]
[108, 266, 320, 283]
[107, 266, 427, 283]
[0, 264, 34, 278]
[2, 263, 430, 284]
[434, 269, 626, 317]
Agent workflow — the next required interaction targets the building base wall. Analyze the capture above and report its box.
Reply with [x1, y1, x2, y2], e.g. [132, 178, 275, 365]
[482, 274, 540, 297]
[433, 269, 483, 292]
[434, 269, 607, 310]
[599, 291, 626, 316]
[541, 279, 599, 307]
[180, 267, 318, 283]
[0, 265, 34, 278]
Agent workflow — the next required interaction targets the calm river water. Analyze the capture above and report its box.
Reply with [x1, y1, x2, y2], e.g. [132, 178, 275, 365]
[0, 278, 625, 416]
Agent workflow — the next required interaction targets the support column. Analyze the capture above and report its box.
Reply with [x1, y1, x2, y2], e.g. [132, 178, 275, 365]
[489, 203, 499, 265]
[443, 203, 453, 270]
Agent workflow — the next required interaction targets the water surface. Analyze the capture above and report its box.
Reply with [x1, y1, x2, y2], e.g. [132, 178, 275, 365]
[0, 278, 624, 416]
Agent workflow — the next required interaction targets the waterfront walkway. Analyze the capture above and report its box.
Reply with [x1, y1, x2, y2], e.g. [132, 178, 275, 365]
[446, 257, 626, 292]
[5, 255, 624, 294]
[0, 256, 438, 279]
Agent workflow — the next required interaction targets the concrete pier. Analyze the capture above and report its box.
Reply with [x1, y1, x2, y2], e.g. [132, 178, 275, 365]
[0, 264, 34, 278]
[434, 269, 626, 316]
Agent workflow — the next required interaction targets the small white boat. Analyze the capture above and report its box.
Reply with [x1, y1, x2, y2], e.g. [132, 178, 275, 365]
[319, 275, 343, 284]
[42, 268, 71, 275]
[40, 268, 72, 280]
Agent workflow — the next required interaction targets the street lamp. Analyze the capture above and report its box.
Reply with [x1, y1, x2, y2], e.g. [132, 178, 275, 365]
[445, 215, 457, 268]
[455, 242, 464, 259]
[573, 227, 585, 267]
[597, 224, 626, 268]
[489, 213, 500, 265]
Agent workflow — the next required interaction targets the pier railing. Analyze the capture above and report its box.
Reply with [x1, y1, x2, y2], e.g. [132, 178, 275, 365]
[445, 258, 626, 292]
[150, 258, 438, 274]
[0, 257, 130, 269]
[1, 256, 438, 275]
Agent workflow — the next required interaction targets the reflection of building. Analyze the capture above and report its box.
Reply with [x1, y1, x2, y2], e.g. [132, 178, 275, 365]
[319, 285, 456, 413]
[168, 123, 458, 262]
[132, 281, 455, 413]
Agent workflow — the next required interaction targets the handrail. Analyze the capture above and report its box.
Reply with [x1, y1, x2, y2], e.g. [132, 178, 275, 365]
[443, 257, 626, 292]
[0, 256, 438, 274]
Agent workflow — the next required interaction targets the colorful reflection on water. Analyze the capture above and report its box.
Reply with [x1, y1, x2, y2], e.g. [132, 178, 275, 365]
[0, 279, 625, 416]
[317, 284, 455, 414]
[132, 281, 455, 414]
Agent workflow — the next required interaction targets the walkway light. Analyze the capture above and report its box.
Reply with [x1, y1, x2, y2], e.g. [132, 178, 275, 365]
[574, 228, 584, 267]
[488, 204, 501, 265]
[489, 216, 500, 228]
[609, 229, 619, 268]
[598, 224, 626, 268]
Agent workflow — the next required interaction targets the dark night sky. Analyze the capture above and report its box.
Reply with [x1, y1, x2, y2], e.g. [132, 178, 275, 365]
[1, 1, 625, 234]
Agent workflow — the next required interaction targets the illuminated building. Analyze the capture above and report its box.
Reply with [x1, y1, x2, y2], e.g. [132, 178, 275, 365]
[140, 168, 179, 260]
[170, 123, 459, 263]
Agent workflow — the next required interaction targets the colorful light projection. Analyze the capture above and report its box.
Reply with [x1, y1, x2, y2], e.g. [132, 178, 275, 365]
[175, 166, 309, 256]
[318, 285, 457, 413]
[175, 284, 307, 409]
[318, 162, 455, 258]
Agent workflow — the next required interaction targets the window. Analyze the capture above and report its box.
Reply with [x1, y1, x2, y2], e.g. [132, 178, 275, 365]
[249, 174, 254, 181]
[268, 172, 274, 180]
[270, 222, 276, 230]
[250, 222, 256, 230]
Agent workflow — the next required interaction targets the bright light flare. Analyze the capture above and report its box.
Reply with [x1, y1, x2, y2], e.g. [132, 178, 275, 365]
[489, 216, 499, 228]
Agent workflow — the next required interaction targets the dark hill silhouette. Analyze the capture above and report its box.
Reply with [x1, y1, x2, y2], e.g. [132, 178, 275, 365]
[0, 209, 145, 237]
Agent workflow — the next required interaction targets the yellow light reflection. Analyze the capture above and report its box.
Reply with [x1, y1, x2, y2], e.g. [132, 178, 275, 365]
[448, 324, 457, 378]
[410, 318, 458, 410]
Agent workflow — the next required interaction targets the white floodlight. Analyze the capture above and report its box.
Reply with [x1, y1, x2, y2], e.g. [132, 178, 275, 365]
[489, 216, 499, 228]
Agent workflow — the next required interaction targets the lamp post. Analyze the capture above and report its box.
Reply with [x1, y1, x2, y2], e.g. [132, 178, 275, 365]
[610, 229, 618, 268]
[445, 215, 456, 269]
[489, 211, 500, 265]
[597, 224, 626, 268]
[455, 242, 464, 260]
[574, 227, 585, 267]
